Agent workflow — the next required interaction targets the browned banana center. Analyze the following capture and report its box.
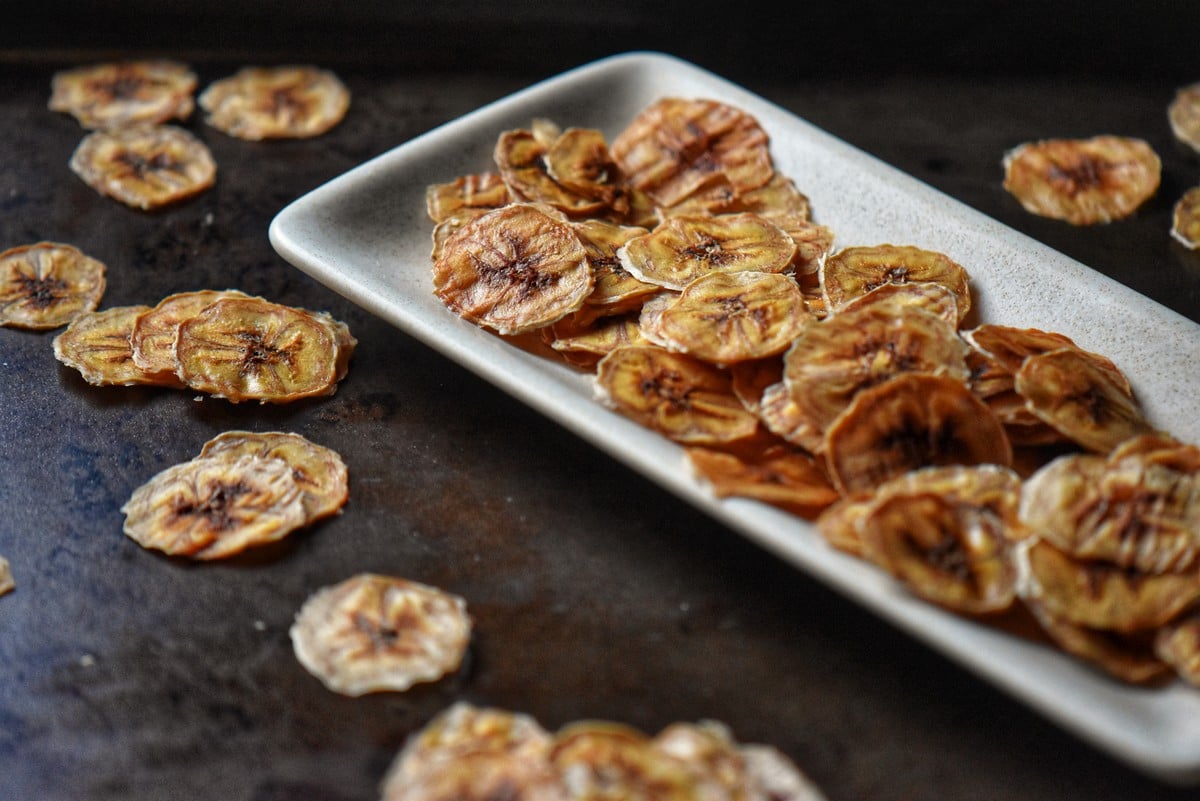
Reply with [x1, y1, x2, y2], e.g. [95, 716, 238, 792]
[1048, 158, 1105, 194]
[173, 480, 250, 530]
[15, 274, 68, 308]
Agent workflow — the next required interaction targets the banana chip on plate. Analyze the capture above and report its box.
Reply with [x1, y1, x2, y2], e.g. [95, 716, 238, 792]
[199, 65, 349, 140]
[49, 59, 197, 129]
[1171, 186, 1200, 250]
[129, 288, 251, 384]
[69, 124, 216, 210]
[0, 242, 106, 330]
[685, 437, 839, 516]
[820, 244, 972, 323]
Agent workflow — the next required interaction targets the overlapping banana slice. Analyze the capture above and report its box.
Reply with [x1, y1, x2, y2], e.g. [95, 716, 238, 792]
[1001, 135, 1161, 225]
[1168, 82, 1200, 155]
[571, 219, 658, 315]
[49, 59, 197, 129]
[426, 172, 510, 225]
[289, 573, 471, 696]
[1156, 611, 1200, 686]
[0, 242, 106, 330]
[0, 555, 13, 597]
[820, 244, 972, 323]
[541, 312, 647, 370]
[685, 437, 839, 516]
[199, 65, 349, 140]
[69, 123, 216, 210]
[129, 288, 251, 383]
[494, 128, 610, 218]
[52, 304, 165, 387]
[1171, 186, 1200, 250]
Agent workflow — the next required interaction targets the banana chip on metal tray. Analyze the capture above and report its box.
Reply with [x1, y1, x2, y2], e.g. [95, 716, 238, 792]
[199, 65, 349, 140]
[0, 242, 106, 330]
[52, 304, 168, 387]
[69, 123, 216, 210]
[129, 289, 252, 384]
[49, 59, 197, 129]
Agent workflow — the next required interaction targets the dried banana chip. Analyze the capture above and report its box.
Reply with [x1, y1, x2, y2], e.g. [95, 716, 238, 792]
[1171, 186, 1200, 250]
[833, 281, 960, 327]
[820, 244, 971, 323]
[1168, 82, 1200, 155]
[1022, 597, 1171, 684]
[289, 573, 471, 696]
[618, 212, 795, 291]
[129, 288, 250, 383]
[199, 430, 349, 522]
[495, 129, 608, 217]
[685, 439, 839, 515]
[426, 172, 510, 225]
[1002, 136, 1161, 225]
[52, 304, 169, 387]
[594, 345, 759, 445]
[174, 297, 344, 403]
[729, 356, 784, 415]
[963, 324, 1129, 393]
[824, 373, 1012, 495]
[122, 452, 308, 560]
[543, 127, 630, 216]
[384, 751, 566, 801]
[199, 65, 349, 140]
[0, 555, 13, 597]
[69, 124, 216, 210]
[0, 242, 106, 330]
[572, 219, 657, 313]
[543, 312, 647, 370]
[657, 271, 810, 365]
[1155, 610, 1200, 687]
[48, 59, 197, 129]
[740, 743, 828, 801]
[433, 203, 594, 336]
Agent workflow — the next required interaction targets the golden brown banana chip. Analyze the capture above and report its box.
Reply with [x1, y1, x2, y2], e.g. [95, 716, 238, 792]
[594, 345, 759, 445]
[52, 304, 167, 387]
[121, 452, 309, 560]
[657, 271, 810, 365]
[1022, 598, 1171, 685]
[610, 96, 774, 209]
[756, 379, 821, 451]
[833, 281, 960, 327]
[729, 356, 784, 415]
[1171, 186, 1200, 250]
[426, 172, 510, 224]
[635, 290, 682, 348]
[383, 750, 566, 801]
[0, 242, 106, 330]
[199, 65, 349, 140]
[69, 124, 216, 210]
[820, 244, 972, 323]
[824, 373, 1012, 494]
[494, 129, 608, 217]
[129, 288, 251, 383]
[652, 721, 751, 798]
[815, 491, 876, 557]
[1168, 82, 1200, 155]
[199, 430, 349, 522]
[543, 312, 647, 370]
[1001, 136, 1161, 225]
[1014, 347, 1151, 453]
[963, 324, 1130, 393]
[289, 573, 471, 696]
[1155, 610, 1200, 687]
[571, 219, 657, 313]
[0, 555, 13, 597]
[174, 297, 344, 403]
[432, 203, 594, 336]
[685, 437, 839, 515]
[48, 59, 197, 129]
[618, 212, 795, 291]
[543, 127, 630, 214]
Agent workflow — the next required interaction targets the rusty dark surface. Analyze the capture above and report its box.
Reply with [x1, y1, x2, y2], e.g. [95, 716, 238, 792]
[3, 6, 1200, 801]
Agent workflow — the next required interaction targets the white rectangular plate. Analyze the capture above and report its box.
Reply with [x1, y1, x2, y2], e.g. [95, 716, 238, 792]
[270, 51, 1200, 784]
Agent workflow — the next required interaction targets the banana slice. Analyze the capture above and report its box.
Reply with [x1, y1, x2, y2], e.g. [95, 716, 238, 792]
[542, 312, 647, 370]
[1021, 597, 1171, 684]
[820, 244, 972, 323]
[594, 345, 759, 444]
[832, 281, 960, 327]
[1002, 135, 1161, 225]
[1171, 186, 1200, 250]
[121, 452, 308, 560]
[964, 324, 1129, 392]
[129, 288, 251, 384]
[824, 373, 1012, 494]
[0, 555, 13, 597]
[432, 203, 594, 336]
[571, 219, 657, 314]
[0, 242, 106, 330]
[426, 172, 510, 224]
[494, 129, 608, 217]
[729, 356, 784, 415]
[543, 127, 631, 215]
[1168, 82, 1200, 155]
[618, 212, 795, 291]
[656, 271, 810, 365]
[52, 304, 168, 387]
[1155, 610, 1200, 687]
[289, 573, 472, 696]
[610, 96, 774, 210]
[48, 59, 197, 129]
[685, 436, 839, 515]
[199, 430, 349, 522]
[199, 65, 349, 140]
[69, 124, 216, 210]
[174, 296, 345, 403]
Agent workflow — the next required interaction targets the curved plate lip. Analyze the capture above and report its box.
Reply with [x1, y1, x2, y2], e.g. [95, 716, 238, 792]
[271, 50, 1200, 784]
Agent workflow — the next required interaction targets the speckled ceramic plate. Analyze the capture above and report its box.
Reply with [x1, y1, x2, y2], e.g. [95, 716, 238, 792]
[270, 51, 1200, 784]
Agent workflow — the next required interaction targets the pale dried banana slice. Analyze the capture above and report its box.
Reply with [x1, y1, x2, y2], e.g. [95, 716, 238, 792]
[618, 213, 795, 291]
[832, 281, 960, 327]
[199, 431, 349, 522]
[1022, 597, 1171, 685]
[129, 288, 251, 383]
[289, 573, 471, 696]
[174, 297, 343, 403]
[740, 743, 828, 801]
[594, 345, 759, 445]
[963, 324, 1129, 393]
[820, 244, 971, 323]
[1155, 610, 1200, 687]
[824, 373, 1012, 494]
[0, 555, 13, 597]
[0, 242, 106, 330]
[52, 304, 168, 387]
[1002, 135, 1161, 225]
[571, 219, 657, 313]
[199, 65, 349, 140]
[49, 59, 197, 129]
[685, 439, 838, 515]
[657, 271, 810, 364]
[426, 172, 510, 224]
[121, 452, 308, 560]
[432, 203, 594, 336]
[543, 127, 630, 215]
[1168, 82, 1200, 155]
[383, 750, 566, 801]
[1171, 186, 1200, 250]
[70, 124, 216, 210]
[543, 312, 647, 370]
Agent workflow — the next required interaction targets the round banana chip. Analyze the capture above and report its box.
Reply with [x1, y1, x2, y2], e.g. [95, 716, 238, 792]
[1168, 82, 1200, 155]
[433, 203, 594, 335]
[426, 172, 510, 225]
[289, 573, 472, 696]
[49, 59, 197, 129]
[69, 124, 216, 210]
[572, 219, 657, 313]
[199, 65, 349, 140]
[1022, 597, 1171, 685]
[0, 242, 106, 330]
[174, 296, 347, 403]
[129, 288, 251, 383]
[685, 440, 839, 515]
[1171, 186, 1200, 250]
[495, 129, 609, 217]
[1001, 135, 1161, 225]
[820, 244, 972, 322]
[53, 304, 167, 387]
[122, 452, 308, 560]
[618, 212, 796, 291]
[595, 345, 760, 445]
[833, 281, 960, 327]
[199, 430, 349, 522]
